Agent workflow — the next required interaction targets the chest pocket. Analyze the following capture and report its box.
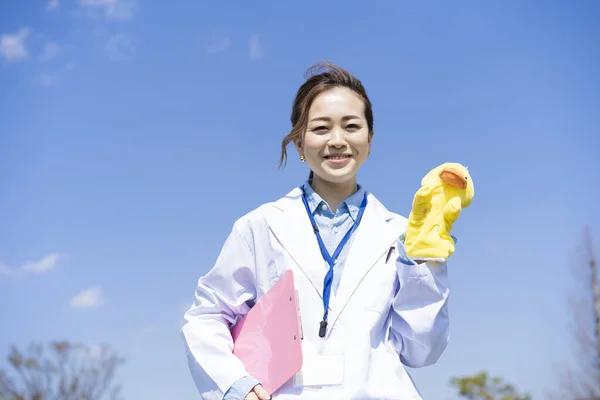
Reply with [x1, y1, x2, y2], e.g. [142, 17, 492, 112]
[362, 247, 398, 314]
[265, 257, 280, 285]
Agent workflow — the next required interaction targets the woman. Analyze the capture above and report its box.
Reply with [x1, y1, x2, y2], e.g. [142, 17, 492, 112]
[181, 62, 451, 400]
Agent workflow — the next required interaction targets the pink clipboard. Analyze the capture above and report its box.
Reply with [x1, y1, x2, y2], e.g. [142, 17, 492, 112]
[230, 269, 303, 394]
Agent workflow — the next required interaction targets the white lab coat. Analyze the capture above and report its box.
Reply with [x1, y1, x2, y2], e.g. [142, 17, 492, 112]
[181, 187, 451, 400]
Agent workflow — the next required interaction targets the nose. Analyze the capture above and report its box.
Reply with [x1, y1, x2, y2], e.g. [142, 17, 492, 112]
[327, 127, 347, 148]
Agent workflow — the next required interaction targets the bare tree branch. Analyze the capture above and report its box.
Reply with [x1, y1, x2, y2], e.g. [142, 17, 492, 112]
[0, 341, 125, 400]
[548, 226, 600, 400]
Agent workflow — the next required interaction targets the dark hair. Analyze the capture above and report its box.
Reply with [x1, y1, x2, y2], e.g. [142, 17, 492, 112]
[278, 61, 374, 168]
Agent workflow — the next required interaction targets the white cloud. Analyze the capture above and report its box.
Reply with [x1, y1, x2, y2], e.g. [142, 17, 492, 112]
[39, 74, 57, 86]
[104, 33, 135, 65]
[207, 37, 231, 54]
[36, 63, 74, 87]
[0, 252, 62, 278]
[21, 252, 60, 273]
[0, 27, 30, 63]
[0, 263, 12, 276]
[46, 0, 59, 11]
[249, 34, 263, 60]
[78, 0, 136, 21]
[39, 42, 60, 62]
[71, 287, 105, 309]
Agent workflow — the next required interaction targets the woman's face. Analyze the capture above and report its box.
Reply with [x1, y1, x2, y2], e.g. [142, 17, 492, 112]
[297, 86, 373, 185]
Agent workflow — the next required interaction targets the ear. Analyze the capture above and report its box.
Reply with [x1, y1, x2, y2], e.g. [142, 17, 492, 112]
[368, 130, 374, 143]
[294, 139, 303, 154]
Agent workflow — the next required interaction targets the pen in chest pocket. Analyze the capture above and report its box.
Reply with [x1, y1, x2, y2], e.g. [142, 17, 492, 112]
[385, 246, 395, 263]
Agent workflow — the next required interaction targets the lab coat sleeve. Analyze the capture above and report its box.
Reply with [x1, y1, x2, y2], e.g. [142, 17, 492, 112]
[388, 242, 451, 368]
[180, 222, 258, 399]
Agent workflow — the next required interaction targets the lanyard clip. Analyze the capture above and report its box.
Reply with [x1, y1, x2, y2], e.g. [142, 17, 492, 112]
[318, 319, 328, 338]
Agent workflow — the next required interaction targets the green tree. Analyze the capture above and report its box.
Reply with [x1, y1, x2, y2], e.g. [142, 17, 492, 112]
[450, 371, 532, 400]
[0, 341, 125, 400]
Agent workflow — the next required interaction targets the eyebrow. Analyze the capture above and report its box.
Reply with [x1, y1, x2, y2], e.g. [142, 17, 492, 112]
[309, 115, 362, 123]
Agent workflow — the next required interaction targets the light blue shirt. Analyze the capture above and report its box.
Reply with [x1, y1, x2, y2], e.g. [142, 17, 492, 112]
[223, 181, 366, 399]
[300, 180, 367, 295]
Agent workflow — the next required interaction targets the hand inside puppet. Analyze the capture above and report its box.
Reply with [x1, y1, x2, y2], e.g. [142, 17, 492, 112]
[403, 162, 475, 261]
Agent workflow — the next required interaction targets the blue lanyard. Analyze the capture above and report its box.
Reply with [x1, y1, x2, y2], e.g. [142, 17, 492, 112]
[301, 189, 368, 338]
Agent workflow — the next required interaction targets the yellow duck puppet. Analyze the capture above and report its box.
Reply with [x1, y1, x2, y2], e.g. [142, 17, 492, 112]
[403, 162, 475, 261]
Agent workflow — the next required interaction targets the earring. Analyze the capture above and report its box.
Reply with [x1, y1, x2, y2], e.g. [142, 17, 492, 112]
[300, 155, 305, 162]
[368, 151, 371, 156]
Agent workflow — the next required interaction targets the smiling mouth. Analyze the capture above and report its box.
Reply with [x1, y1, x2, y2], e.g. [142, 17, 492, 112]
[324, 154, 352, 160]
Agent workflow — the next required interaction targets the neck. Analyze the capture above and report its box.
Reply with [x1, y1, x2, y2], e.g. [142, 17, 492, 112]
[310, 175, 358, 213]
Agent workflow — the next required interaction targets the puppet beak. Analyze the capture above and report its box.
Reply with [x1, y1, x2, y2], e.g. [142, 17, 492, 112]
[439, 167, 468, 189]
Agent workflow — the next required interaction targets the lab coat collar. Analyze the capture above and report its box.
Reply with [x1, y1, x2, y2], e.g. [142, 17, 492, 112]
[269, 186, 401, 336]
[300, 180, 367, 222]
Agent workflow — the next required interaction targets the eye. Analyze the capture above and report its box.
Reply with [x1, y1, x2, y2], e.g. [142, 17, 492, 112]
[346, 124, 360, 130]
[312, 126, 328, 132]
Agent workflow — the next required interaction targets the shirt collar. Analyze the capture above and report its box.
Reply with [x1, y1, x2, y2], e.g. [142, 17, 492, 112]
[301, 180, 366, 221]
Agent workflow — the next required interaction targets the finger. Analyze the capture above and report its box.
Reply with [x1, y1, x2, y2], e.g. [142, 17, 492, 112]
[443, 197, 462, 225]
[410, 185, 434, 220]
[253, 384, 272, 400]
[244, 392, 258, 400]
[414, 184, 434, 202]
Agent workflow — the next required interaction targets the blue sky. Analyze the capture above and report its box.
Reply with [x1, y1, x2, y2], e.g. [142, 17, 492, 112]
[1, 0, 599, 399]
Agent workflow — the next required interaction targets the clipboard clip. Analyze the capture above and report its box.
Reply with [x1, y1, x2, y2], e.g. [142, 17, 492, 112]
[295, 289, 304, 340]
